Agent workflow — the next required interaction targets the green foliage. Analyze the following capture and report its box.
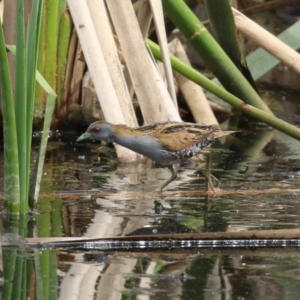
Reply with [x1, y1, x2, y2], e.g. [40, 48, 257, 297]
[161, 0, 271, 113]
[0, 18, 20, 212]
[0, 0, 57, 213]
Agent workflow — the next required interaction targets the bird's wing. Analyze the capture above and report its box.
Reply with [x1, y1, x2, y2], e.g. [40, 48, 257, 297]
[157, 123, 219, 152]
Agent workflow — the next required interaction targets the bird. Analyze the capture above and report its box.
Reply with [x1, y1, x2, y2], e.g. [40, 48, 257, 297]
[76, 121, 234, 192]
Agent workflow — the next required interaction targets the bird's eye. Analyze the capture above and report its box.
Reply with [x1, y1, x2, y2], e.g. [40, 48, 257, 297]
[92, 127, 100, 133]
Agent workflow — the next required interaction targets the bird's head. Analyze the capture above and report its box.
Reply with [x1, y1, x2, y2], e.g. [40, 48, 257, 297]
[76, 121, 115, 143]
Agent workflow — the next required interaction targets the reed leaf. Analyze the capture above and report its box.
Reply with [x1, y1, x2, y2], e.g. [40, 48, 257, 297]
[44, 0, 59, 92]
[24, 0, 43, 212]
[204, 0, 258, 92]
[15, 0, 29, 211]
[0, 26, 20, 211]
[56, 9, 72, 112]
[30, 71, 57, 204]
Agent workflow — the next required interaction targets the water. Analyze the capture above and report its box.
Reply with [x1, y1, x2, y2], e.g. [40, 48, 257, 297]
[2, 247, 300, 299]
[1, 91, 300, 299]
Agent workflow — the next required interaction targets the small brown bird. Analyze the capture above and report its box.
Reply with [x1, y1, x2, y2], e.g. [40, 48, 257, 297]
[77, 121, 233, 191]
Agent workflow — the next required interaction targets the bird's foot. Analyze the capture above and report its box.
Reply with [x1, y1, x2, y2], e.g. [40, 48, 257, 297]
[206, 173, 220, 195]
[154, 166, 177, 192]
[197, 150, 220, 195]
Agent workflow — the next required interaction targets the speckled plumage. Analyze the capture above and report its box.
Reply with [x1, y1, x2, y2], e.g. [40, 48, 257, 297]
[77, 121, 234, 191]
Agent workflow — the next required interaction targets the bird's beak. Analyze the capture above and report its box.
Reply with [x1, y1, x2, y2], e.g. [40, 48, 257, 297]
[76, 132, 91, 142]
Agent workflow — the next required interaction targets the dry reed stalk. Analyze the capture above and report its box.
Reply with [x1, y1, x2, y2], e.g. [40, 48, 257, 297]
[169, 39, 218, 125]
[233, 7, 300, 74]
[86, 0, 138, 128]
[149, 0, 177, 108]
[67, 0, 137, 161]
[105, 0, 181, 123]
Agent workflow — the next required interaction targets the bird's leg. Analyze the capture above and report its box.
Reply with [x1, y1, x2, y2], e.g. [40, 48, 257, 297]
[155, 165, 177, 192]
[201, 151, 219, 194]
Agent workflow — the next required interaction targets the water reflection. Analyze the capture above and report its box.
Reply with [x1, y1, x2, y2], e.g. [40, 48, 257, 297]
[1, 247, 300, 299]
[1, 247, 58, 300]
